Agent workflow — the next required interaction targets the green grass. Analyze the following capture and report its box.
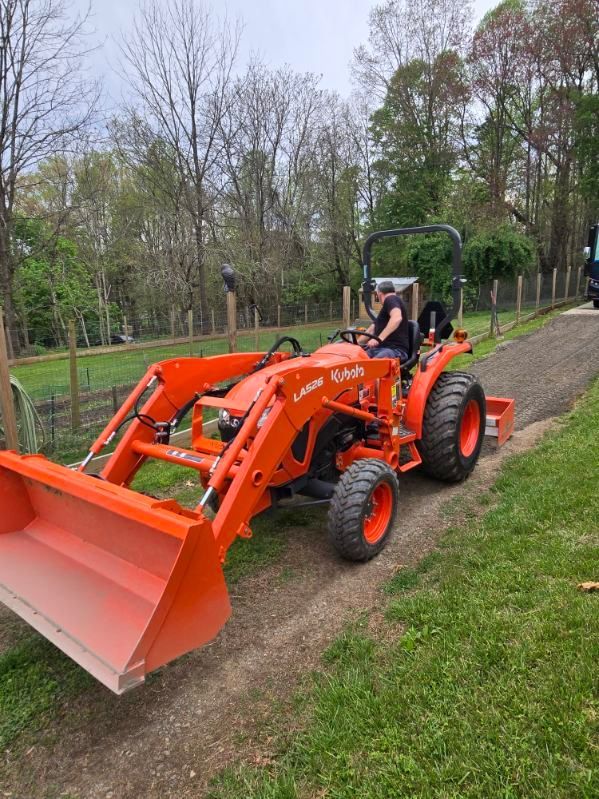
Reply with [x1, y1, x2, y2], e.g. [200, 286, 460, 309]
[208, 378, 599, 799]
[0, 637, 94, 750]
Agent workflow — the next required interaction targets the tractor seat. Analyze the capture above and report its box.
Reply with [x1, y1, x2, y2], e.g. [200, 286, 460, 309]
[401, 320, 423, 373]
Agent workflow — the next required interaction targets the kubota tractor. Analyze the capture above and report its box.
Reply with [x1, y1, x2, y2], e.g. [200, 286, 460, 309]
[0, 224, 514, 693]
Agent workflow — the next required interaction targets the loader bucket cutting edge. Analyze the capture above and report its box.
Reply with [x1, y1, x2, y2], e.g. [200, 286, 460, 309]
[0, 451, 231, 694]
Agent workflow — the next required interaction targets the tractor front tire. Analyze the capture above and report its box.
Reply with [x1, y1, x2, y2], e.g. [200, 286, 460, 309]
[328, 459, 399, 562]
[418, 372, 485, 482]
[593, 299, 599, 309]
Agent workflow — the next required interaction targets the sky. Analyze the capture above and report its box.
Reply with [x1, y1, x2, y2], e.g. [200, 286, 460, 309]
[81, 0, 500, 104]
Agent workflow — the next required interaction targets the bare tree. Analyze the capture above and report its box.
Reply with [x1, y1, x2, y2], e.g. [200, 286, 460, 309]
[352, 0, 472, 98]
[121, 0, 241, 327]
[0, 0, 98, 355]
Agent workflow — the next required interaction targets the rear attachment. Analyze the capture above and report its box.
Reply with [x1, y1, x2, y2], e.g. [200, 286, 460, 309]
[485, 397, 515, 447]
[0, 451, 230, 694]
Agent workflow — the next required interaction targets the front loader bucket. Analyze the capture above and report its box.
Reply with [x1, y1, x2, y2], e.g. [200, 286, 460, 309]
[0, 451, 231, 693]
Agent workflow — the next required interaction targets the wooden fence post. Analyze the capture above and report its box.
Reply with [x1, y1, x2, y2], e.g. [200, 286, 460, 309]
[211, 309, 216, 335]
[342, 286, 351, 328]
[68, 321, 80, 432]
[170, 306, 176, 344]
[576, 266, 582, 299]
[536, 272, 541, 312]
[304, 303, 308, 325]
[564, 267, 571, 302]
[277, 304, 281, 330]
[254, 306, 260, 350]
[329, 300, 333, 322]
[410, 282, 420, 322]
[516, 275, 523, 324]
[226, 292, 237, 353]
[0, 308, 19, 451]
[123, 316, 130, 347]
[551, 268, 557, 308]
[188, 309, 194, 356]
[490, 279, 499, 337]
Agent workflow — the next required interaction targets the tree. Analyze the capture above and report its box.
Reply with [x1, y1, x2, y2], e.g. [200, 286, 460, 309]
[352, 0, 472, 98]
[0, 0, 97, 355]
[121, 0, 241, 328]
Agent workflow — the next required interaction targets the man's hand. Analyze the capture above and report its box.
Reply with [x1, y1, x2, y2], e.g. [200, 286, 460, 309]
[366, 338, 379, 348]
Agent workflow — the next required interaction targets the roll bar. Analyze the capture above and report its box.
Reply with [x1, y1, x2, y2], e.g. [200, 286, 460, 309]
[361, 224, 465, 341]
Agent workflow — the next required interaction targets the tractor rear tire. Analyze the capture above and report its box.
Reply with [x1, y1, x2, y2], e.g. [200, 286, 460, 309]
[328, 459, 399, 562]
[418, 372, 485, 483]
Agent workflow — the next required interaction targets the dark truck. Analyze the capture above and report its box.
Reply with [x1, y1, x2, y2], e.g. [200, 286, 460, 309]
[583, 223, 599, 309]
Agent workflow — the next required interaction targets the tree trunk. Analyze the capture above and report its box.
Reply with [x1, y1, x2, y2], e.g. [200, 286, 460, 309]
[0, 221, 18, 358]
[193, 214, 209, 334]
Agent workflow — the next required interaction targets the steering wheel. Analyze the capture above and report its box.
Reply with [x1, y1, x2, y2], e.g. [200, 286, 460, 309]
[339, 329, 383, 347]
[253, 335, 304, 371]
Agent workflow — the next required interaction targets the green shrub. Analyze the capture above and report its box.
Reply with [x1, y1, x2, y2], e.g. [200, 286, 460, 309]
[463, 225, 537, 283]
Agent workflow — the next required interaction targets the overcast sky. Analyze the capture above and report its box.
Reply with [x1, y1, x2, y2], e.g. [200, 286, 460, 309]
[83, 0, 500, 104]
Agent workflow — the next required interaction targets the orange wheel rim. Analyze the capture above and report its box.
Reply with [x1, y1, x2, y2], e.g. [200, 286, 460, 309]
[363, 482, 393, 544]
[460, 399, 481, 457]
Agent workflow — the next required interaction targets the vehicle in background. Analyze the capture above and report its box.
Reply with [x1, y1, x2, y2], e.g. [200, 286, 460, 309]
[583, 223, 599, 309]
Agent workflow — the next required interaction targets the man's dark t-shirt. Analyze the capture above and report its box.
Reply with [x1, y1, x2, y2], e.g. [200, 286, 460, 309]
[374, 294, 409, 352]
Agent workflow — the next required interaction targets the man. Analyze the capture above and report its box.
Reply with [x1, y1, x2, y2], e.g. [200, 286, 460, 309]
[358, 280, 409, 361]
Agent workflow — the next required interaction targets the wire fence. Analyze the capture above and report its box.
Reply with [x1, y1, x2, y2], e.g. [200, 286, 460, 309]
[0, 267, 585, 462]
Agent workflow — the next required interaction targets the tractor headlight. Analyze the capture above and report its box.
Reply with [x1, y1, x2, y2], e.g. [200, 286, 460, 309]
[219, 408, 230, 425]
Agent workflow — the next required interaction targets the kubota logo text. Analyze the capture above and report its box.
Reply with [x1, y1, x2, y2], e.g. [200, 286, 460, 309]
[330, 365, 365, 384]
[293, 377, 324, 402]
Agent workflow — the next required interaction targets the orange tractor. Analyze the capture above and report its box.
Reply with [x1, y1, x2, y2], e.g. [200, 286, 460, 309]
[0, 224, 514, 693]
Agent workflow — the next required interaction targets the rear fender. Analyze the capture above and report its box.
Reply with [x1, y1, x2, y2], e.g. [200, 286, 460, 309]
[404, 342, 473, 438]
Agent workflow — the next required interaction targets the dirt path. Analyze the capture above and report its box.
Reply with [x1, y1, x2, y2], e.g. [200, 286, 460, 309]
[2, 309, 598, 799]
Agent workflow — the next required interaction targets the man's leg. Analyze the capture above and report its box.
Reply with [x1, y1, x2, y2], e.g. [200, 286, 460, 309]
[367, 346, 403, 359]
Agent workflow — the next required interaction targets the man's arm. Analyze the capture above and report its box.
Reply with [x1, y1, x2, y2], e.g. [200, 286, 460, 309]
[366, 307, 402, 348]
[357, 323, 375, 344]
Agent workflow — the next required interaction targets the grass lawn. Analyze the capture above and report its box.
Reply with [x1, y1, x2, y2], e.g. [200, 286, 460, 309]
[209, 378, 599, 799]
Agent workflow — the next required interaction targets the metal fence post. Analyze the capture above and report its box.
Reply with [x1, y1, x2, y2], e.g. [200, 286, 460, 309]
[68, 320, 80, 431]
[536, 272, 541, 312]
[516, 275, 523, 324]
[226, 292, 237, 353]
[188, 309, 194, 356]
[342, 286, 351, 328]
[0, 308, 19, 450]
[277, 304, 281, 330]
[458, 287, 464, 327]
[551, 268, 557, 308]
